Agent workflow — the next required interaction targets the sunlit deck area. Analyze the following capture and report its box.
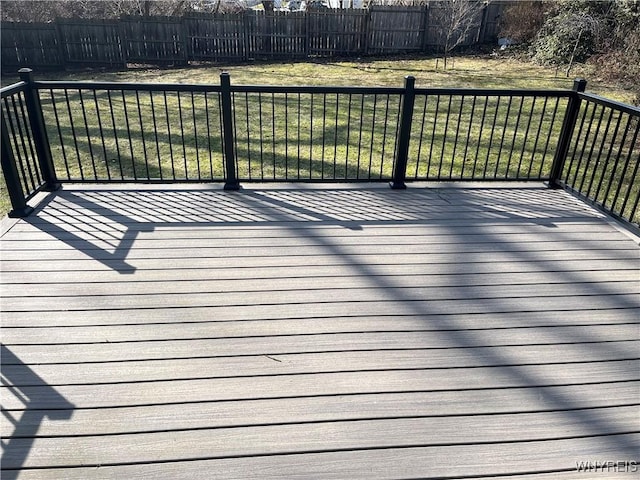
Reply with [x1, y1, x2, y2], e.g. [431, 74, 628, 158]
[1, 183, 639, 479]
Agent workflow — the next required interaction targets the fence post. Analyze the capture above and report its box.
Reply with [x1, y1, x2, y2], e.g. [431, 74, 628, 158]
[1, 116, 34, 217]
[18, 68, 60, 191]
[220, 72, 240, 191]
[390, 75, 416, 189]
[549, 78, 587, 188]
[420, 5, 429, 52]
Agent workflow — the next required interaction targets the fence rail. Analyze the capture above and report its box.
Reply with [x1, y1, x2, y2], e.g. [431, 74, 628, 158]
[1, 69, 638, 232]
[1, 3, 505, 70]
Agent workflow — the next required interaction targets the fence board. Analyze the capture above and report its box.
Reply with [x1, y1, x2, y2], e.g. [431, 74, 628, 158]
[368, 6, 426, 55]
[57, 19, 125, 67]
[184, 13, 246, 62]
[120, 16, 187, 65]
[1, 22, 62, 69]
[248, 11, 307, 59]
[308, 9, 367, 57]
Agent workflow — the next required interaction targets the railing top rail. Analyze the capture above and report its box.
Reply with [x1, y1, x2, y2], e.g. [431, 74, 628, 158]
[33, 81, 223, 93]
[578, 91, 640, 116]
[230, 85, 405, 95]
[1, 81, 27, 98]
[414, 87, 573, 97]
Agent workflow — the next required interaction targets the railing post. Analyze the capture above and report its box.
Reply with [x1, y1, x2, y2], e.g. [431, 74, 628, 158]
[1, 116, 34, 217]
[390, 75, 416, 189]
[18, 68, 60, 191]
[549, 78, 587, 189]
[220, 72, 240, 190]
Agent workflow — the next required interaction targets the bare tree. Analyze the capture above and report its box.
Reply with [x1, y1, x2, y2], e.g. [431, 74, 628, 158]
[432, 0, 485, 69]
[499, 0, 546, 44]
[0, 0, 243, 22]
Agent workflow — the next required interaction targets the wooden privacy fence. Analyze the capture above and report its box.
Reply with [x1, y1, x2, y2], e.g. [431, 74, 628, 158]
[1, 3, 505, 70]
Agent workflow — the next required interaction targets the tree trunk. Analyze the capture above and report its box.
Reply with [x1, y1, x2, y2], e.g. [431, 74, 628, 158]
[566, 28, 583, 77]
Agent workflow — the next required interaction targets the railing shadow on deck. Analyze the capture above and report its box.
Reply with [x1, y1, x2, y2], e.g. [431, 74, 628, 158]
[253, 186, 640, 463]
[21, 183, 610, 275]
[1, 345, 75, 479]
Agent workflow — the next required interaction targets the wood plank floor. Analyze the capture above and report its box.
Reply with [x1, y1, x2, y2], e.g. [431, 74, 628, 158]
[1, 183, 639, 479]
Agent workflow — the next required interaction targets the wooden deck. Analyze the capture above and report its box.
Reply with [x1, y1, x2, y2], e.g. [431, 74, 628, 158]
[1, 183, 639, 479]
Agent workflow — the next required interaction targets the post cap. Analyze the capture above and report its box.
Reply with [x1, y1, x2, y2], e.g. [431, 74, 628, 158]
[573, 78, 587, 92]
[18, 68, 34, 82]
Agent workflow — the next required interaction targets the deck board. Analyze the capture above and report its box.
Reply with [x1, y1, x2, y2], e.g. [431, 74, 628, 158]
[1, 183, 639, 479]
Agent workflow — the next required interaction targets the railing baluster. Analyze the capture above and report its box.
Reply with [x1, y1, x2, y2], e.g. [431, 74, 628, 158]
[438, 95, 453, 181]
[271, 92, 276, 180]
[460, 95, 476, 180]
[65, 89, 85, 180]
[79, 89, 98, 180]
[203, 92, 213, 180]
[518, 96, 536, 179]
[258, 91, 265, 180]
[333, 93, 339, 179]
[107, 90, 124, 180]
[528, 96, 547, 179]
[505, 96, 524, 178]
[494, 95, 513, 179]
[472, 96, 488, 179]
[357, 94, 365, 179]
[309, 92, 314, 179]
[49, 90, 71, 180]
[320, 93, 327, 180]
[93, 90, 111, 181]
[121, 90, 136, 181]
[538, 97, 560, 178]
[163, 91, 176, 180]
[344, 93, 352, 179]
[149, 91, 163, 181]
[427, 95, 440, 179]
[177, 91, 188, 180]
[450, 95, 465, 179]
[484, 96, 500, 180]
[414, 94, 429, 180]
[191, 92, 201, 181]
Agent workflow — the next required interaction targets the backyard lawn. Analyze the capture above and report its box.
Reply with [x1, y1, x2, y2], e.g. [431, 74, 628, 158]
[2, 54, 636, 101]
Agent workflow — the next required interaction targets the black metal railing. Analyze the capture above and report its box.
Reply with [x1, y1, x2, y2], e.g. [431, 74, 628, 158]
[559, 92, 640, 227]
[1, 68, 638, 231]
[1, 77, 52, 217]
